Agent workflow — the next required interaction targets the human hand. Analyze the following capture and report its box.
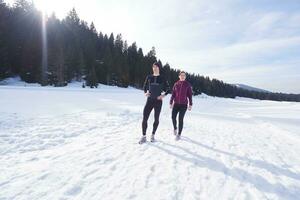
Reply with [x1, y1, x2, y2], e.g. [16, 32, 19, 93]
[157, 95, 164, 100]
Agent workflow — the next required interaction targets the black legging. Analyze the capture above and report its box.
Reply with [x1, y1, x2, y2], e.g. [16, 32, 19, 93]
[172, 104, 187, 135]
[142, 98, 162, 135]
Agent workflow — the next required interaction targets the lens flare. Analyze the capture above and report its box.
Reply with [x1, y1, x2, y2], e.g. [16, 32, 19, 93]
[41, 12, 48, 85]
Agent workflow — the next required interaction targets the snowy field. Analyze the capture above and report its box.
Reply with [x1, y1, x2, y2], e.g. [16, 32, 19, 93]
[1, 78, 300, 200]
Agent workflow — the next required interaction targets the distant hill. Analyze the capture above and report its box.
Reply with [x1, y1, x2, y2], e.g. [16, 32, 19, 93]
[232, 84, 270, 93]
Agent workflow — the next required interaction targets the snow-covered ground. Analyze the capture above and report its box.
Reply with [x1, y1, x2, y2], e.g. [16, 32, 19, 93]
[1, 78, 300, 200]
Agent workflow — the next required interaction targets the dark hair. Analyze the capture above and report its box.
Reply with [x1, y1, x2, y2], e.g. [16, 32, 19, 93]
[179, 71, 186, 75]
[152, 62, 162, 72]
[153, 62, 161, 68]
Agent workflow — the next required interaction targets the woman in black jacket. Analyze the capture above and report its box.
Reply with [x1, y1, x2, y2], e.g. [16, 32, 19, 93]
[139, 62, 170, 144]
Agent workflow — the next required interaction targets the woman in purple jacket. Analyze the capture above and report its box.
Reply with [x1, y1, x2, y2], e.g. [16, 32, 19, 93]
[170, 71, 193, 140]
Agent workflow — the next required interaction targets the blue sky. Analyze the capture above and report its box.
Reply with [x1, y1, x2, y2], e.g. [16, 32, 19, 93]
[5, 0, 300, 93]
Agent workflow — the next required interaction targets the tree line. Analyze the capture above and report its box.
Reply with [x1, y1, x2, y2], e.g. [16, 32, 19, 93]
[1, 0, 299, 102]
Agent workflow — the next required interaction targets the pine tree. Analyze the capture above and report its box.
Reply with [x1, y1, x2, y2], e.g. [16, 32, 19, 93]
[63, 8, 82, 82]
[0, 0, 10, 79]
[47, 13, 65, 86]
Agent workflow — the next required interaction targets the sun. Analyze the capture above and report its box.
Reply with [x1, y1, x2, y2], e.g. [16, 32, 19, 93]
[33, 0, 74, 18]
[33, 0, 52, 15]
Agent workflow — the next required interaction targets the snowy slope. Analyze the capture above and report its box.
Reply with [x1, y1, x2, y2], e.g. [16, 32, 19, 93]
[1, 81, 300, 200]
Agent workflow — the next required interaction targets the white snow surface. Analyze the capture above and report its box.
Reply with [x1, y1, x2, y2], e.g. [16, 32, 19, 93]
[1, 78, 300, 200]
